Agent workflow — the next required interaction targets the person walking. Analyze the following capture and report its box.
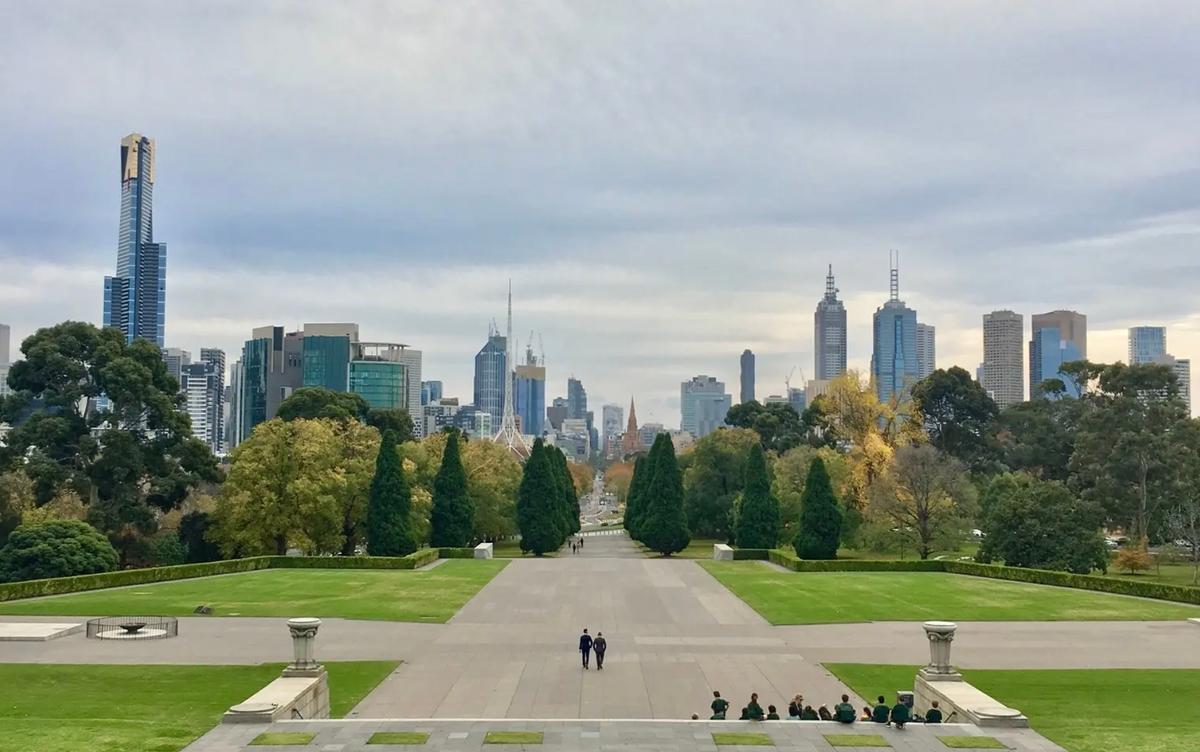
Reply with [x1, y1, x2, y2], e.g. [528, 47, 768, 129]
[593, 632, 607, 670]
[578, 628, 593, 669]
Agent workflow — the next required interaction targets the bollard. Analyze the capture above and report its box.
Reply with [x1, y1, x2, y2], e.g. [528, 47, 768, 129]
[918, 621, 962, 681]
[283, 617, 323, 677]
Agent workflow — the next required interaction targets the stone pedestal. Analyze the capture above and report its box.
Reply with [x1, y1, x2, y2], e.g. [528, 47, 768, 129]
[713, 544, 734, 561]
[917, 620, 962, 682]
[282, 617, 323, 678]
[474, 542, 494, 559]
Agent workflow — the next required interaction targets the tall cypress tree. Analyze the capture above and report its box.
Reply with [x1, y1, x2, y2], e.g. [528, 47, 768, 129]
[550, 448, 582, 536]
[546, 447, 572, 539]
[626, 438, 663, 541]
[639, 434, 690, 556]
[623, 454, 648, 539]
[793, 456, 842, 560]
[734, 443, 780, 549]
[430, 429, 474, 547]
[517, 439, 563, 556]
[366, 431, 416, 556]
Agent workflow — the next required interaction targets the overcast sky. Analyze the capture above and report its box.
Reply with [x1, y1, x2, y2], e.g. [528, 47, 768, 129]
[2, 2, 1199, 422]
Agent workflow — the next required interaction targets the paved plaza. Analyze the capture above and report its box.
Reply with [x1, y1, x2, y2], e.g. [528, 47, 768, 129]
[2, 530, 1198, 750]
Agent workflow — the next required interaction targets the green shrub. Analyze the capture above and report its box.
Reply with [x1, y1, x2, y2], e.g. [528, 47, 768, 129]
[270, 549, 439, 570]
[0, 520, 119, 582]
[769, 549, 953, 572]
[793, 457, 842, 559]
[149, 533, 187, 566]
[732, 548, 770, 560]
[945, 560, 1200, 605]
[438, 547, 476, 559]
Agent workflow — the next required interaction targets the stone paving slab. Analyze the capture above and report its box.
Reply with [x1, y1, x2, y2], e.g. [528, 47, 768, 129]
[184, 719, 1067, 752]
[0, 621, 82, 641]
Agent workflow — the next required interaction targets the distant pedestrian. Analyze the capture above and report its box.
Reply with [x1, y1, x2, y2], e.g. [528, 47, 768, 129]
[578, 628, 593, 669]
[593, 632, 607, 670]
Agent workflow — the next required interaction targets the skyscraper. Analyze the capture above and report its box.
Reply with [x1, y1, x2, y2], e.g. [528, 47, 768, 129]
[237, 325, 304, 443]
[421, 380, 443, 406]
[680, 375, 732, 439]
[870, 253, 919, 403]
[182, 359, 224, 455]
[515, 344, 546, 437]
[814, 265, 848, 380]
[740, 349, 755, 404]
[567, 377, 588, 420]
[163, 348, 191, 384]
[104, 133, 167, 347]
[1128, 326, 1167, 364]
[473, 326, 507, 426]
[0, 323, 10, 400]
[915, 323, 936, 379]
[601, 403, 624, 455]
[1029, 310, 1086, 398]
[979, 310, 1024, 409]
[199, 348, 226, 454]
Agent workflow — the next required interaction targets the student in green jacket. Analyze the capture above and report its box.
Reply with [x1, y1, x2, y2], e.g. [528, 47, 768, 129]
[710, 691, 729, 720]
[766, 705, 781, 720]
[745, 693, 765, 721]
[833, 695, 857, 724]
[924, 700, 943, 724]
[890, 695, 911, 729]
[800, 705, 819, 720]
[871, 696, 891, 723]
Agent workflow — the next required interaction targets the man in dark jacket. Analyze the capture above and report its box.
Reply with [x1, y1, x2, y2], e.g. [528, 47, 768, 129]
[871, 696, 890, 723]
[578, 628, 593, 669]
[593, 632, 607, 670]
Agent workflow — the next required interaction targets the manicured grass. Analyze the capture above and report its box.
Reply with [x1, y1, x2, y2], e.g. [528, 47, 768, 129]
[250, 732, 314, 746]
[698, 562, 1200, 624]
[368, 731, 430, 745]
[484, 730, 543, 744]
[937, 737, 1007, 749]
[712, 731, 774, 746]
[492, 539, 560, 558]
[825, 663, 1200, 752]
[824, 734, 890, 748]
[0, 560, 507, 622]
[1102, 561, 1200, 588]
[0, 661, 397, 752]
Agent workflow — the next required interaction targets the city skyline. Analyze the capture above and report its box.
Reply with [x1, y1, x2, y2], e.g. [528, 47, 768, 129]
[3, 4, 1200, 421]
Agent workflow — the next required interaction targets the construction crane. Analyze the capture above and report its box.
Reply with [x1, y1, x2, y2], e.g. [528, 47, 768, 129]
[784, 367, 796, 394]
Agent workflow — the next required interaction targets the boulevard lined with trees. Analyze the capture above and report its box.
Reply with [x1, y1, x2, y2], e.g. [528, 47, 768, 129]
[1, 320, 1199, 586]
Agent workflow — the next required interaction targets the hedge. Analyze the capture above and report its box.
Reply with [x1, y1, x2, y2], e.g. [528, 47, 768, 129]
[438, 547, 477, 559]
[0, 547, 449, 603]
[732, 548, 770, 560]
[767, 549, 943, 572]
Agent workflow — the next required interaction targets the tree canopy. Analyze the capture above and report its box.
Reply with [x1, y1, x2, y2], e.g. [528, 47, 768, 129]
[871, 444, 975, 559]
[638, 434, 690, 555]
[0, 321, 220, 562]
[793, 456, 842, 559]
[367, 428, 417, 556]
[277, 387, 371, 423]
[517, 439, 564, 555]
[976, 473, 1107, 573]
[911, 366, 999, 471]
[724, 401, 807, 453]
[680, 427, 760, 540]
[430, 429, 475, 547]
[0, 519, 118, 582]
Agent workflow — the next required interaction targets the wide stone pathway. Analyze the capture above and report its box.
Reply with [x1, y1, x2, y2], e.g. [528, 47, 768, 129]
[188, 718, 1066, 752]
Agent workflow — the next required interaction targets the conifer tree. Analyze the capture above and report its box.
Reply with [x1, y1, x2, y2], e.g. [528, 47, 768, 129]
[639, 434, 690, 556]
[546, 447, 572, 539]
[517, 439, 563, 555]
[430, 429, 474, 547]
[366, 430, 417, 556]
[793, 456, 842, 559]
[734, 443, 780, 549]
[623, 454, 649, 539]
[550, 448, 582, 536]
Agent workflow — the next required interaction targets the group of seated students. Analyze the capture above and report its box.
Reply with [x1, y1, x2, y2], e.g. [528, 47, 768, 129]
[706, 690, 944, 728]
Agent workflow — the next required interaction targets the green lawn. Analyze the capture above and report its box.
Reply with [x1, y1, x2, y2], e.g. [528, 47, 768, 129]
[0, 560, 507, 621]
[698, 562, 1200, 624]
[492, 539, 559, 558]
[0, 661, 396, 752]
[825, 663, 1200, 752]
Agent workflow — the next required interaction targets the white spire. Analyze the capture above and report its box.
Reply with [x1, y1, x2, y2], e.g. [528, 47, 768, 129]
[493, 280, 531, 458]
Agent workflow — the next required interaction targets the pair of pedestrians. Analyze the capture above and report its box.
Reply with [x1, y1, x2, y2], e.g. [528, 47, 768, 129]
[578, 628, 607, 670]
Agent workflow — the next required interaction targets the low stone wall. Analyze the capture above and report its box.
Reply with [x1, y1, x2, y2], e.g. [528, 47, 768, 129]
[713, 544, 734, 561]
[914, 673, 1028, 728]
[474, 542, 494, 559]
[223, 671, 329, 724]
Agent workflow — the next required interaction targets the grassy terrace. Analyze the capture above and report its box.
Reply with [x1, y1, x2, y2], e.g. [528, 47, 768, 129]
[0, 661, 396, 752]
[0, 560, 507, 622]
[826, 663, 1200, 752]
[698, 562, 1200, 624]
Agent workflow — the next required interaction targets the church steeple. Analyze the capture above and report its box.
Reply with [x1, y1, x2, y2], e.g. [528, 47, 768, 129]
[621, 397, 643, 455]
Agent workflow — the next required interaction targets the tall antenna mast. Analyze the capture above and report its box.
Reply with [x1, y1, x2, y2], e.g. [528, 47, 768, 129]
[889, 249, 900, 302]
[825, 264, 837, 300]
[493, 280, 531, 458]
